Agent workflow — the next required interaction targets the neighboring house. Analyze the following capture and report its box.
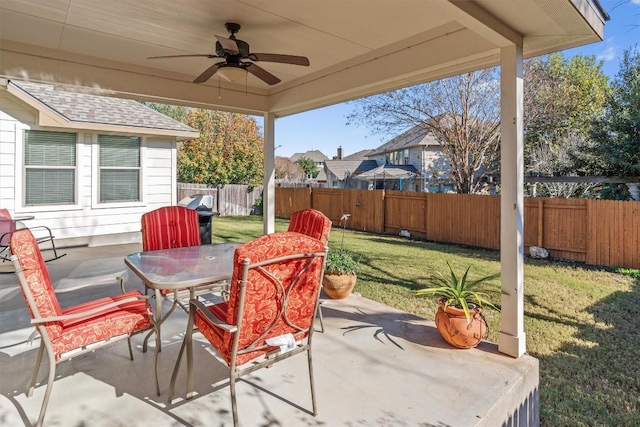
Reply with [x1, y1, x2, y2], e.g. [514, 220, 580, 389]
[362, 125, 453, 192]
[325, 159, 378, 189]
[325, 127, 453, 192]
[290, 150, 328, 182]
[0, 80, 199, 247]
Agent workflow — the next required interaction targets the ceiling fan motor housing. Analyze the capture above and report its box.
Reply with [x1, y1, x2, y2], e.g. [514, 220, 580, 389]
[216, 39, 250, 57]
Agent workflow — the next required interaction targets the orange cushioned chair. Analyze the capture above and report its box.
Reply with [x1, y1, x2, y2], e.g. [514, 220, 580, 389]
[141, 205, 201, 252]
[169, 231, 327, 427]
[287, 209, 331, 331]
[140, 206, 227, 352]
[287, 208, 332, 245]
[10, 228, 155, 427]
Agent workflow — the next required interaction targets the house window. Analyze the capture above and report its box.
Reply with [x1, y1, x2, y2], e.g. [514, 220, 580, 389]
[404, 149, 410, 165]
[99, 135, 140, 203]
[24, 130, 76, 206]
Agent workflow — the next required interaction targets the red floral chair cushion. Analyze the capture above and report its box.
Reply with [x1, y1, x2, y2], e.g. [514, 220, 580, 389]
[10, 229, 152, 360]
[194, 231, 325, 365]
[287, 209, 332, 245]
[141, 206, 200, 252]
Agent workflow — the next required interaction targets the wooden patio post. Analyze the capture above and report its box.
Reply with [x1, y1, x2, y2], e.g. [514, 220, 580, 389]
[263, 112, 276, 234]
[498, 44, 526, 358]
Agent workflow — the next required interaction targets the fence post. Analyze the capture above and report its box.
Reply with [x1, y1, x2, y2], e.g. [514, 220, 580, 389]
[537, 199, 544, 247]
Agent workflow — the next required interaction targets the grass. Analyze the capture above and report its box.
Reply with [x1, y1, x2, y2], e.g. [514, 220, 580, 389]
[213, 215, 640, 426]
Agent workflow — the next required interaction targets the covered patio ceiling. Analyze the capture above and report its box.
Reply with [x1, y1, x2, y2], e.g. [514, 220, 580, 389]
[0, 0, 606, 117]
[0, 0, 608, 358]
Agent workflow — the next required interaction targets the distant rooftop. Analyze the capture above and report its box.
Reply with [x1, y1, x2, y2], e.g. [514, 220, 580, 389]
[325, 160, 379, 179]
[290, 150, 329, 163]
[369, 125, 439, 156]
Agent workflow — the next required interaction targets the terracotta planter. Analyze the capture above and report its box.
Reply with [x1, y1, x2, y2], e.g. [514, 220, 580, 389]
[434, 298, 488, 349]
[322, 272, 357, 299]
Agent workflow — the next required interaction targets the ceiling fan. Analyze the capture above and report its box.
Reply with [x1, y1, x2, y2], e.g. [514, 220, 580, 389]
[148, 22, 310, 85]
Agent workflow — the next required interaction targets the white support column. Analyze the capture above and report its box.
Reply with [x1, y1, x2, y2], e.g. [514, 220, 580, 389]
[263, 112, 276, 235]
[498, 44, 526, 358]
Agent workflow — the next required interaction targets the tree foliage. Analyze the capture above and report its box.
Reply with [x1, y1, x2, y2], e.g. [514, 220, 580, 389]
[275, 156, 304, 181]
[347, 69, 501, 194]
[178, 110, 264, 186]
[523, 53, 610, 197]
[296, 157, 318, 178]
[144, 102, 189, 122]
[579, 46, 640, 177]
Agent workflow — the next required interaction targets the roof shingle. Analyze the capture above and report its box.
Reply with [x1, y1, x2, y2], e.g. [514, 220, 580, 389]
[12, 81, 197, 133]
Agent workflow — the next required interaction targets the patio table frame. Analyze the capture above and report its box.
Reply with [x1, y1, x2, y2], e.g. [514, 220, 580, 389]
[124, 242, 240, 392]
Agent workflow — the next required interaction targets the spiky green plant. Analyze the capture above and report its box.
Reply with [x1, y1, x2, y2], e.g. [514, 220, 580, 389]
[415, 261, 499, 322]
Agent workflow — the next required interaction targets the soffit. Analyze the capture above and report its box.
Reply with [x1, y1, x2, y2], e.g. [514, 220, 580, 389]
[0, 0, 606, 117]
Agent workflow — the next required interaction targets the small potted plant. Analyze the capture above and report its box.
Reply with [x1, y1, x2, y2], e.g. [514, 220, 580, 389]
[323, 214, 358, 299]
[415, 262, 499, 349]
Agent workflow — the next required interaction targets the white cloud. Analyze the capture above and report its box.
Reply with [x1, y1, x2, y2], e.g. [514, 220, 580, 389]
[597, 46, 618, 62]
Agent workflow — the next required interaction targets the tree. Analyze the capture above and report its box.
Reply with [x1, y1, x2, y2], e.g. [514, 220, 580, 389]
[347, 69, 501, 194]
[523, 53, 610, 197]
[296, 157, 318, 179]
[144, 102, 189, 122]
[179, 110, 264, 186]
[580, 46, 640, 177]
[275, 156, 305, 181]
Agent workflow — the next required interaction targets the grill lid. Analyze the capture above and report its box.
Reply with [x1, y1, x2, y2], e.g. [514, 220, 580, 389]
[177, 194, 213, 211]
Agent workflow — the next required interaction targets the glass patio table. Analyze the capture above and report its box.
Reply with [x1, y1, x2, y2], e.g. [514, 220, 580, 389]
[124, 242, 241, 383]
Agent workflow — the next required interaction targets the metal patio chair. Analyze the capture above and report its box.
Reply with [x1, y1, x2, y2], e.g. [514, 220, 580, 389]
[287, 208, 332, 331]
[139, 205, 227, 352]
[9, 228, 156, 427]
[169, 231, 327, 427]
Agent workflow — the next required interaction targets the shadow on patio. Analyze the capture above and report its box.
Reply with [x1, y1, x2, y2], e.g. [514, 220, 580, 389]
[0, 244, 539, 426]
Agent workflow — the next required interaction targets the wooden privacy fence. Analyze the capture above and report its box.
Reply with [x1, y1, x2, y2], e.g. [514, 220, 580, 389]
[178, 183, 263, 216]
[275, 187, 640, 269]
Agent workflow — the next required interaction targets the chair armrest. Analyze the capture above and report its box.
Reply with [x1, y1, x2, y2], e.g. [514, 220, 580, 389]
[32, 295, 151, 324]
[189, 299, 237, 333]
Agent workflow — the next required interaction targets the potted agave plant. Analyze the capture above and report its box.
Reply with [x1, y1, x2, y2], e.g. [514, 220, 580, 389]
[416, 262, 499, 349]
[323, 214, 358, 299]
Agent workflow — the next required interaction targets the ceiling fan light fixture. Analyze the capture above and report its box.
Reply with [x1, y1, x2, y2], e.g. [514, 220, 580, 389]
[217, 65, 247, 82]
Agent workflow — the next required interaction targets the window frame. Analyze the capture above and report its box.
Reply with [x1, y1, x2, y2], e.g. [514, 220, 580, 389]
[19, 129, 80, 210]
[92, 134, 145, 209]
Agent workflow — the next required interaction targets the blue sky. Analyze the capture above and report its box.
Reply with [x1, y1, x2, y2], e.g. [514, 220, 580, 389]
[266, 0, 640, 158]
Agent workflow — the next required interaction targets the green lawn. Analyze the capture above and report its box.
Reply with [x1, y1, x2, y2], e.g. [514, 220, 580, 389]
[213, 215, 640, 426]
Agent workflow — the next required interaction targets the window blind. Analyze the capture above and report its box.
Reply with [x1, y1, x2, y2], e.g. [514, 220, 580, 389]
[98, 135, 140, 202]
[24, 130, 76, 205]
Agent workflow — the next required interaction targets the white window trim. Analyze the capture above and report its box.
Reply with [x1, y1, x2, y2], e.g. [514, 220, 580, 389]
[15, 126, 82, 214]
[91, 134, 146, 209]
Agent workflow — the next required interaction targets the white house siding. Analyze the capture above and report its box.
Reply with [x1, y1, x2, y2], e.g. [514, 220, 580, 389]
[0, 97, 179, 247]
[422, 147, 450, 178]
[0, 93, 34, 211]
[144, 137, 176, 207]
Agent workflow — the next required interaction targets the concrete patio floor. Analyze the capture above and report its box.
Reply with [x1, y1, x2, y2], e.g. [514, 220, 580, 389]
[0, 243, 539, 427]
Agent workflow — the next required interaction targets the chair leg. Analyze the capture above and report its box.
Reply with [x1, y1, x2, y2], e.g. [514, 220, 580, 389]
[317, 302, 325, 333]
[127, 336, 134, 361]
[35, 348, 57, 427]
[307, 347, 318, 416]
[230, 373, 239, 427]
[28, 341, 45, 397]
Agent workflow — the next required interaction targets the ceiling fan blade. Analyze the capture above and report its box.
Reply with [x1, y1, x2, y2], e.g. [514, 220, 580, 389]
[147, 54, 218, 59]
[249, 53, 310, 66]
[193, 62, 224, 83]
[215, 35, 239, 54]
[245, 63, 281, 85]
